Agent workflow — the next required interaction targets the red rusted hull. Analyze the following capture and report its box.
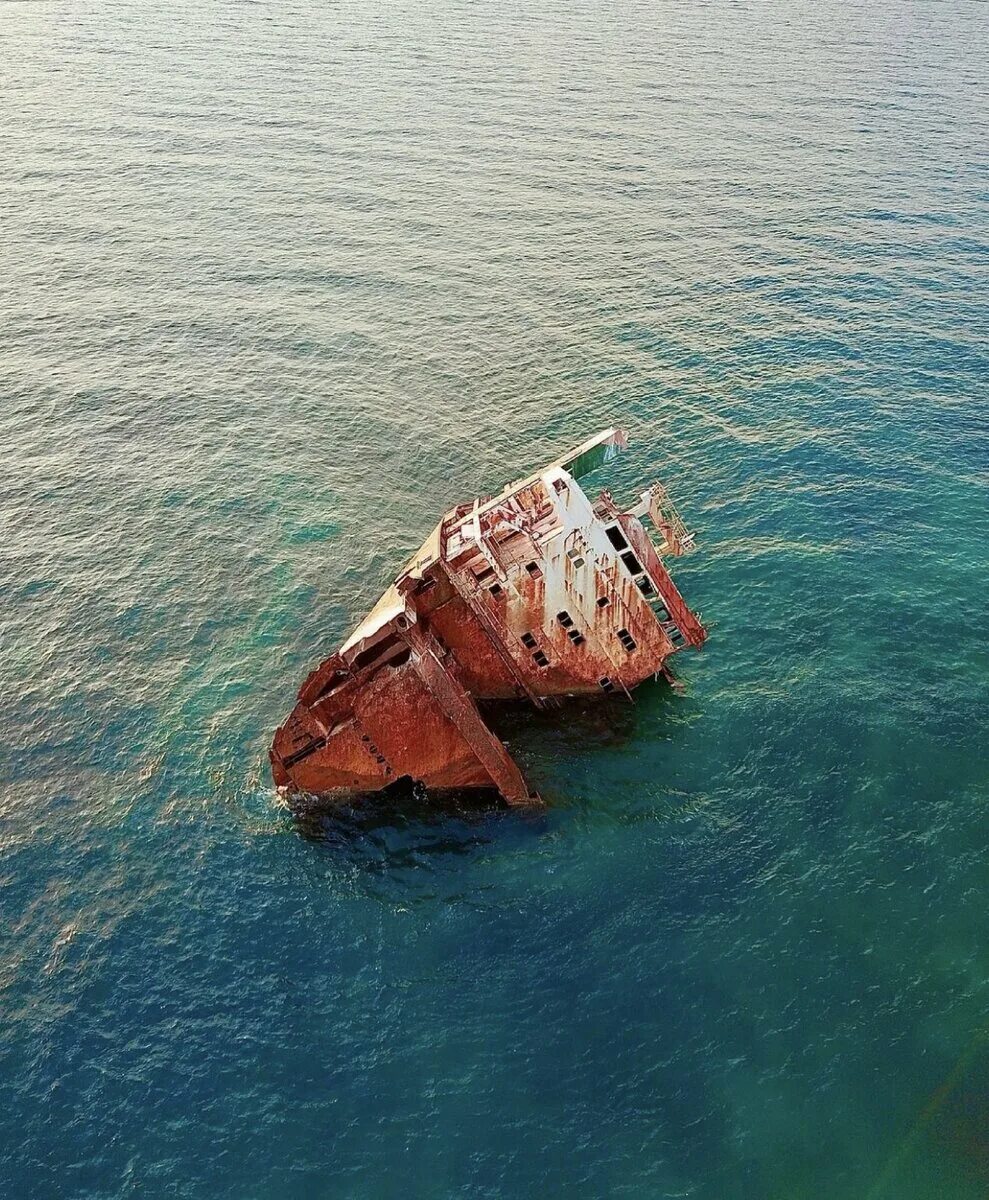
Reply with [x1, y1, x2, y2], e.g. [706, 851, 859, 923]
[271, 430, 707, 805]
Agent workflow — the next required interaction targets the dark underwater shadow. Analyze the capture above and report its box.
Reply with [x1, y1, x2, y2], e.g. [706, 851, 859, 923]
[485, 688, 650, 748]
[287, 776, 553, 902]
[483, 672, 685, 791]
[291, 774, 523, 836]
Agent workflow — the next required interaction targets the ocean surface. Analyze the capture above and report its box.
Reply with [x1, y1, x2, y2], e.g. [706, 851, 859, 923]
[2, 2, 988, 1197]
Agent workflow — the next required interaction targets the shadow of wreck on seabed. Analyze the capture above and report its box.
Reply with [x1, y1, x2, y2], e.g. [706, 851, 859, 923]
[285, 774, 557, 904]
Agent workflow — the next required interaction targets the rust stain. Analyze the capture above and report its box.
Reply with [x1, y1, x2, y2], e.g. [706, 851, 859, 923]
[270, 429, 708, 806]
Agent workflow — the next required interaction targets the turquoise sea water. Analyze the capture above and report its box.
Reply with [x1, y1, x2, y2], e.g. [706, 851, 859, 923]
[2, 2, 988, 1196]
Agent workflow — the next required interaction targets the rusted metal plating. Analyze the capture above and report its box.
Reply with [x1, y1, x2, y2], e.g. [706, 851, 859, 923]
[270, 430, 707, 805]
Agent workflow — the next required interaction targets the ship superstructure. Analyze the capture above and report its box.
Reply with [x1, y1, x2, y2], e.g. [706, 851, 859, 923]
[271, 429, 706, 804]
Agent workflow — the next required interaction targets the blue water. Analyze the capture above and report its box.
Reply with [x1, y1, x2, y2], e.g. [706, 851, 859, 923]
[2, 2, 988, 1196]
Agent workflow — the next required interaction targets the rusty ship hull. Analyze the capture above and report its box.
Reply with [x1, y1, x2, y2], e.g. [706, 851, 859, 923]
[270, 429, 707, 805]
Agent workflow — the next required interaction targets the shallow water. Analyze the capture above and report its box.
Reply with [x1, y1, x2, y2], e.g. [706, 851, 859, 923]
[2, 1, 988, 1197]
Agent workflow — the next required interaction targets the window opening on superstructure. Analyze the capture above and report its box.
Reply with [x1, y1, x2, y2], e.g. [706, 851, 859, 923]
[567, 629, 586, 646]
[596, 595, 609, 608]
[636, 577, 655, 596]
[620, 550, 642, 575]
[524, 561, 542, 578]
[617, 628, 637, 653]
[520, 632, 537, 649]
[532, 650, 549, 668]
[606, 526, 629, 551]
[312, 672, 348, 703]
[556, 611, 574, 629]
[599, 677, 615, 693]
[353, 632, 401, 671]
[488, 582, 503, 597]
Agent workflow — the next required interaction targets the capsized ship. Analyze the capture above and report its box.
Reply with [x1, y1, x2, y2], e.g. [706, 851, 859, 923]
[271, 429, 707, 805]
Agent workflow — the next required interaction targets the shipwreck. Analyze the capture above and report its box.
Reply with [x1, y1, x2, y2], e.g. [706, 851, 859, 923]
[271, 429, 707, 805]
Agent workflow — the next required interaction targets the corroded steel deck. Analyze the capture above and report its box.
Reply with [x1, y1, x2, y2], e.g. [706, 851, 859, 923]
[271, 429, 706, 804]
